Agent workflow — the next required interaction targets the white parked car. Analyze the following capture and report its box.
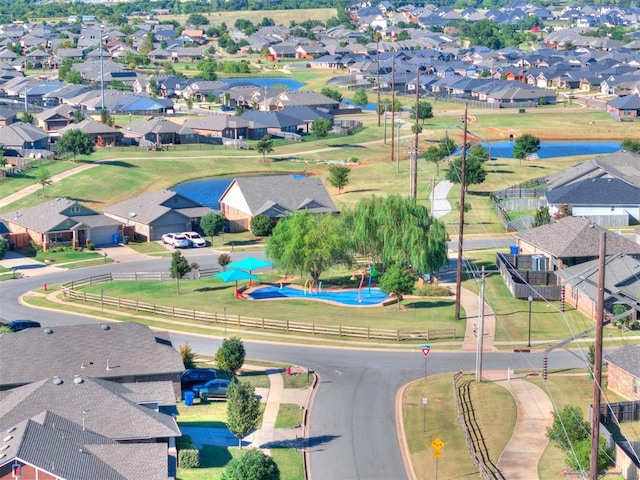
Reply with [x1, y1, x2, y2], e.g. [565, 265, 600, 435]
[182, 231, 206, 248]
[161, 233, 190, 248]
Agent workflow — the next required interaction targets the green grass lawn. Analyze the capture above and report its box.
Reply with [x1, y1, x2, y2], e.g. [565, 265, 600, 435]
[275, 404, 303, 429]
[17, 247, 108, 267]
[404, 373, 516, 479]
[0, 159, 80, 198]
[75, 271, 459, 339]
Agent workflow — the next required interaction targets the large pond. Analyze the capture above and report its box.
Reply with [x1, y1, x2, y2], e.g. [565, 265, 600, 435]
[485, 141, 621, 159]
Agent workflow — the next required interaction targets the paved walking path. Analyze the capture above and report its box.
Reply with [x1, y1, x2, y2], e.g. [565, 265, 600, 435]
[485, 371, 553, 480]
[430, 180, 453, 219]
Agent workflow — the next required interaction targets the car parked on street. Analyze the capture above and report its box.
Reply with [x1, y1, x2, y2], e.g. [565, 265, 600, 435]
[161, 233, 190, 248]
[193, 379, 232, 399]
[182, 231, 206, 248]
[7, 320, 41, 331]
[181, 368, 217, 391]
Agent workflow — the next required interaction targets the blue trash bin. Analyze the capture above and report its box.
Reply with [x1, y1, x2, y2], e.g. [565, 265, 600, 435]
[113, 234, 120, 245]
[510, 246, 519, 255]
[184, 391, 194, 406]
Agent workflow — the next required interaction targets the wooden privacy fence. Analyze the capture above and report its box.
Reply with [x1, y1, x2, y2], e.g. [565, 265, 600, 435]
[61, 274, 456, 343]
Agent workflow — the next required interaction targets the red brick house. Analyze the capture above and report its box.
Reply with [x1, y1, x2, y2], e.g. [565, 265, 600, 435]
[606, 344, 640, 401]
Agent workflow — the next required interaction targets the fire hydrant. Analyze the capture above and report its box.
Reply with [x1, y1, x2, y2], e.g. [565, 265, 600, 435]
[286, 366, 291, 376]
[43, 282, 47, 292]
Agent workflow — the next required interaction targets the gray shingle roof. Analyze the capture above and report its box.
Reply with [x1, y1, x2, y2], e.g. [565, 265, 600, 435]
[0, 376, 181, 441]
[0, 197, 102, 234]
[0, 121, 48, 147]
[220, 175, 338, 217]
[546, 151, 640, 190]
[515, 216, 640, 258]
[0, 322, 184, 388]
[546, 177, 640, 206]
[103, 189, 212, 224]
[58, 118, 120, 135]
[605, 344, 640, 378]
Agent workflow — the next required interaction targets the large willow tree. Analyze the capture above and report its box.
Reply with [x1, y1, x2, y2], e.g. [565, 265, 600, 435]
[343, 195, 449, 274]
[266, 210, 350, 284]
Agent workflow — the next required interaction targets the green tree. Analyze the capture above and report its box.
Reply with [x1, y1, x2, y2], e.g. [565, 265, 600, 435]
[66, 70, 85, 85]
[226, 379, 261, 448]
[222, 449, 280, 480]
[320, 86, 343, 103]
[57, 129, 95, 160]
[266, 210, 350, 284]
[513, 133, 541, 163]
[397, 30, 410, 41]
[445, 145, 489, 190]
[327, 165, 350, 193]
[186, 97, 193, 112]
[621, 139, 640, 153]
[255, 135, 274, 163]
[200, 212, 226, 244]
[409, 100, 433, 124]
[566, 437, 613, 473]
[100, 109, 114, 127]
[379, 263, 417, 309]
[250, 214, 273, 236]
[217, 253, 231, 270]
[0, 237, 8, 260]
[546, 405, 589, 453]
[187, 13, 209, 26]
[139, 34, 155, 55]
[532, 206, 551, 228]
[35, 165, 52, 196]
[170, 250, 191, 294]
[73, 109, 84, 123]
[215, 337, 246, 374]
[179, 342, 197, 369]
[20, 112, 34, 124]
[343, 195, 448, 275]
[424, 136, 457, 176]
[376, 98, 402, 114]
[352, 87, 368, 108]
[197, 58, 218, 81]
[310, 117, 333, 141]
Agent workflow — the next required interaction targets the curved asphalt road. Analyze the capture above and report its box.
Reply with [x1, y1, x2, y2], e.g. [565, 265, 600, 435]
[0, 252, 585, 480]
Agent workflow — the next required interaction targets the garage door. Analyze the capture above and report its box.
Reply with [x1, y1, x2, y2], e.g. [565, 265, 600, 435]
[90, 227, 119, 246]
[153, 224, 187, 240]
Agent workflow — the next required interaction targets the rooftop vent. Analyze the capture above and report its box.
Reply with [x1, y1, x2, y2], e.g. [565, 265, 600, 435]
[73, 376, 83, 385]
[3, 436, 12, 442]
[101, 324, 110, 331]
[53, 377, 63, 385]
[44, 328, 53, 334]
[6, 428, 15, 434]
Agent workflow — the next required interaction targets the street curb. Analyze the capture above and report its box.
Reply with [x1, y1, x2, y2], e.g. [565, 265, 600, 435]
[302, 372, 320, 480]
[396, 380, 419, 480]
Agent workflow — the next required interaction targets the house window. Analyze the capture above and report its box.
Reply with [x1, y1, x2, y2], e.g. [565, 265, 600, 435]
[634, 377, 639, 395]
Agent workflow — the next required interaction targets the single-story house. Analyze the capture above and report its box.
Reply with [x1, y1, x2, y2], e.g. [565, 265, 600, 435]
[0, 198, 122, 250]
[103, 190, 214, 241]
[0, 105, 17, 126]
[35, 103, 77, 132]
[606, 344, 640, 401]
[554, 253, 640, 321]
[219, 175, 338, 233]
[121, 117, 197, 146]
[183, 113, 250, 140]
[57, 118, 122, 146]
[545, 151, 640, 227]
[0, 121, 49, 155]
[514, 216, 640, 270]
[0, 411, 172, 480]
[0, 322, 185, 394]
[607, 95, 640, 121]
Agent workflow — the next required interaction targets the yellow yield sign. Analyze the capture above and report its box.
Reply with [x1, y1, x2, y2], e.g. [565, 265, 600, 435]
[431, 437, 445, 451]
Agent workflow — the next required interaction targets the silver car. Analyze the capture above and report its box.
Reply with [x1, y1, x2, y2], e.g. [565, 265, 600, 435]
[161, 233, 190, 248]
[193, 379, 232, 399]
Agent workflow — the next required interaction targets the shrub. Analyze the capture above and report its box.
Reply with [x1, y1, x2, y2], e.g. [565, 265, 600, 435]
[250, 214, 273, 236]
[179, 342, 197, 369]
[218, 253, 231, 269]
[87, 243, 96, 250]
[414, 284, 451, 296]
[178, 448, 200, 468]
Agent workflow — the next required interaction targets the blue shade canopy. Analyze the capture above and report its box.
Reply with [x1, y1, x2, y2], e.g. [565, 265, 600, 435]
[226, 257, 273, 271]
[214, 269, 259, 283]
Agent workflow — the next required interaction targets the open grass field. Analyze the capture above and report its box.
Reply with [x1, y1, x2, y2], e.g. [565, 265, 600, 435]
[404, 373, 516, 479]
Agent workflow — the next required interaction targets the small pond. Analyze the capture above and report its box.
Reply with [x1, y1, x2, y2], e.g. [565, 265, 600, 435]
[485, 141, 621, 159]
[223, 77, 304, 91]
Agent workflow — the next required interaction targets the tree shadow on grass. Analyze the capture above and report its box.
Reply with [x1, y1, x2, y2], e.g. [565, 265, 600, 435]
[99, 160, 139, 168]
[199, 445, 233, 468]
[193, 286, 228, 293]
[405, 300, 455, 309]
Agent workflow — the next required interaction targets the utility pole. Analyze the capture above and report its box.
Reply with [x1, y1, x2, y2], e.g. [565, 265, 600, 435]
[376, 35, 381, 127]
[476, 266, 486, 382]
[100, 26, 105, 111]
[390, 50, 396, 164]
[590, 232, 606, 480]
[454, 104, 469, 320]
[411, 68, 419, 201]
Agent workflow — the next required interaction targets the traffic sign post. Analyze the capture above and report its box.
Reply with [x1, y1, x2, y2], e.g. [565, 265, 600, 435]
[422, 397, 428, 432]
[431, 437, 444, 480]
[421, 344, 431, 380]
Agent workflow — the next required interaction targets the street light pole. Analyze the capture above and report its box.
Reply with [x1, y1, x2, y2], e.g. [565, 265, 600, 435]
[527, 295, 533, 348]
[99, 25, 105, 111]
